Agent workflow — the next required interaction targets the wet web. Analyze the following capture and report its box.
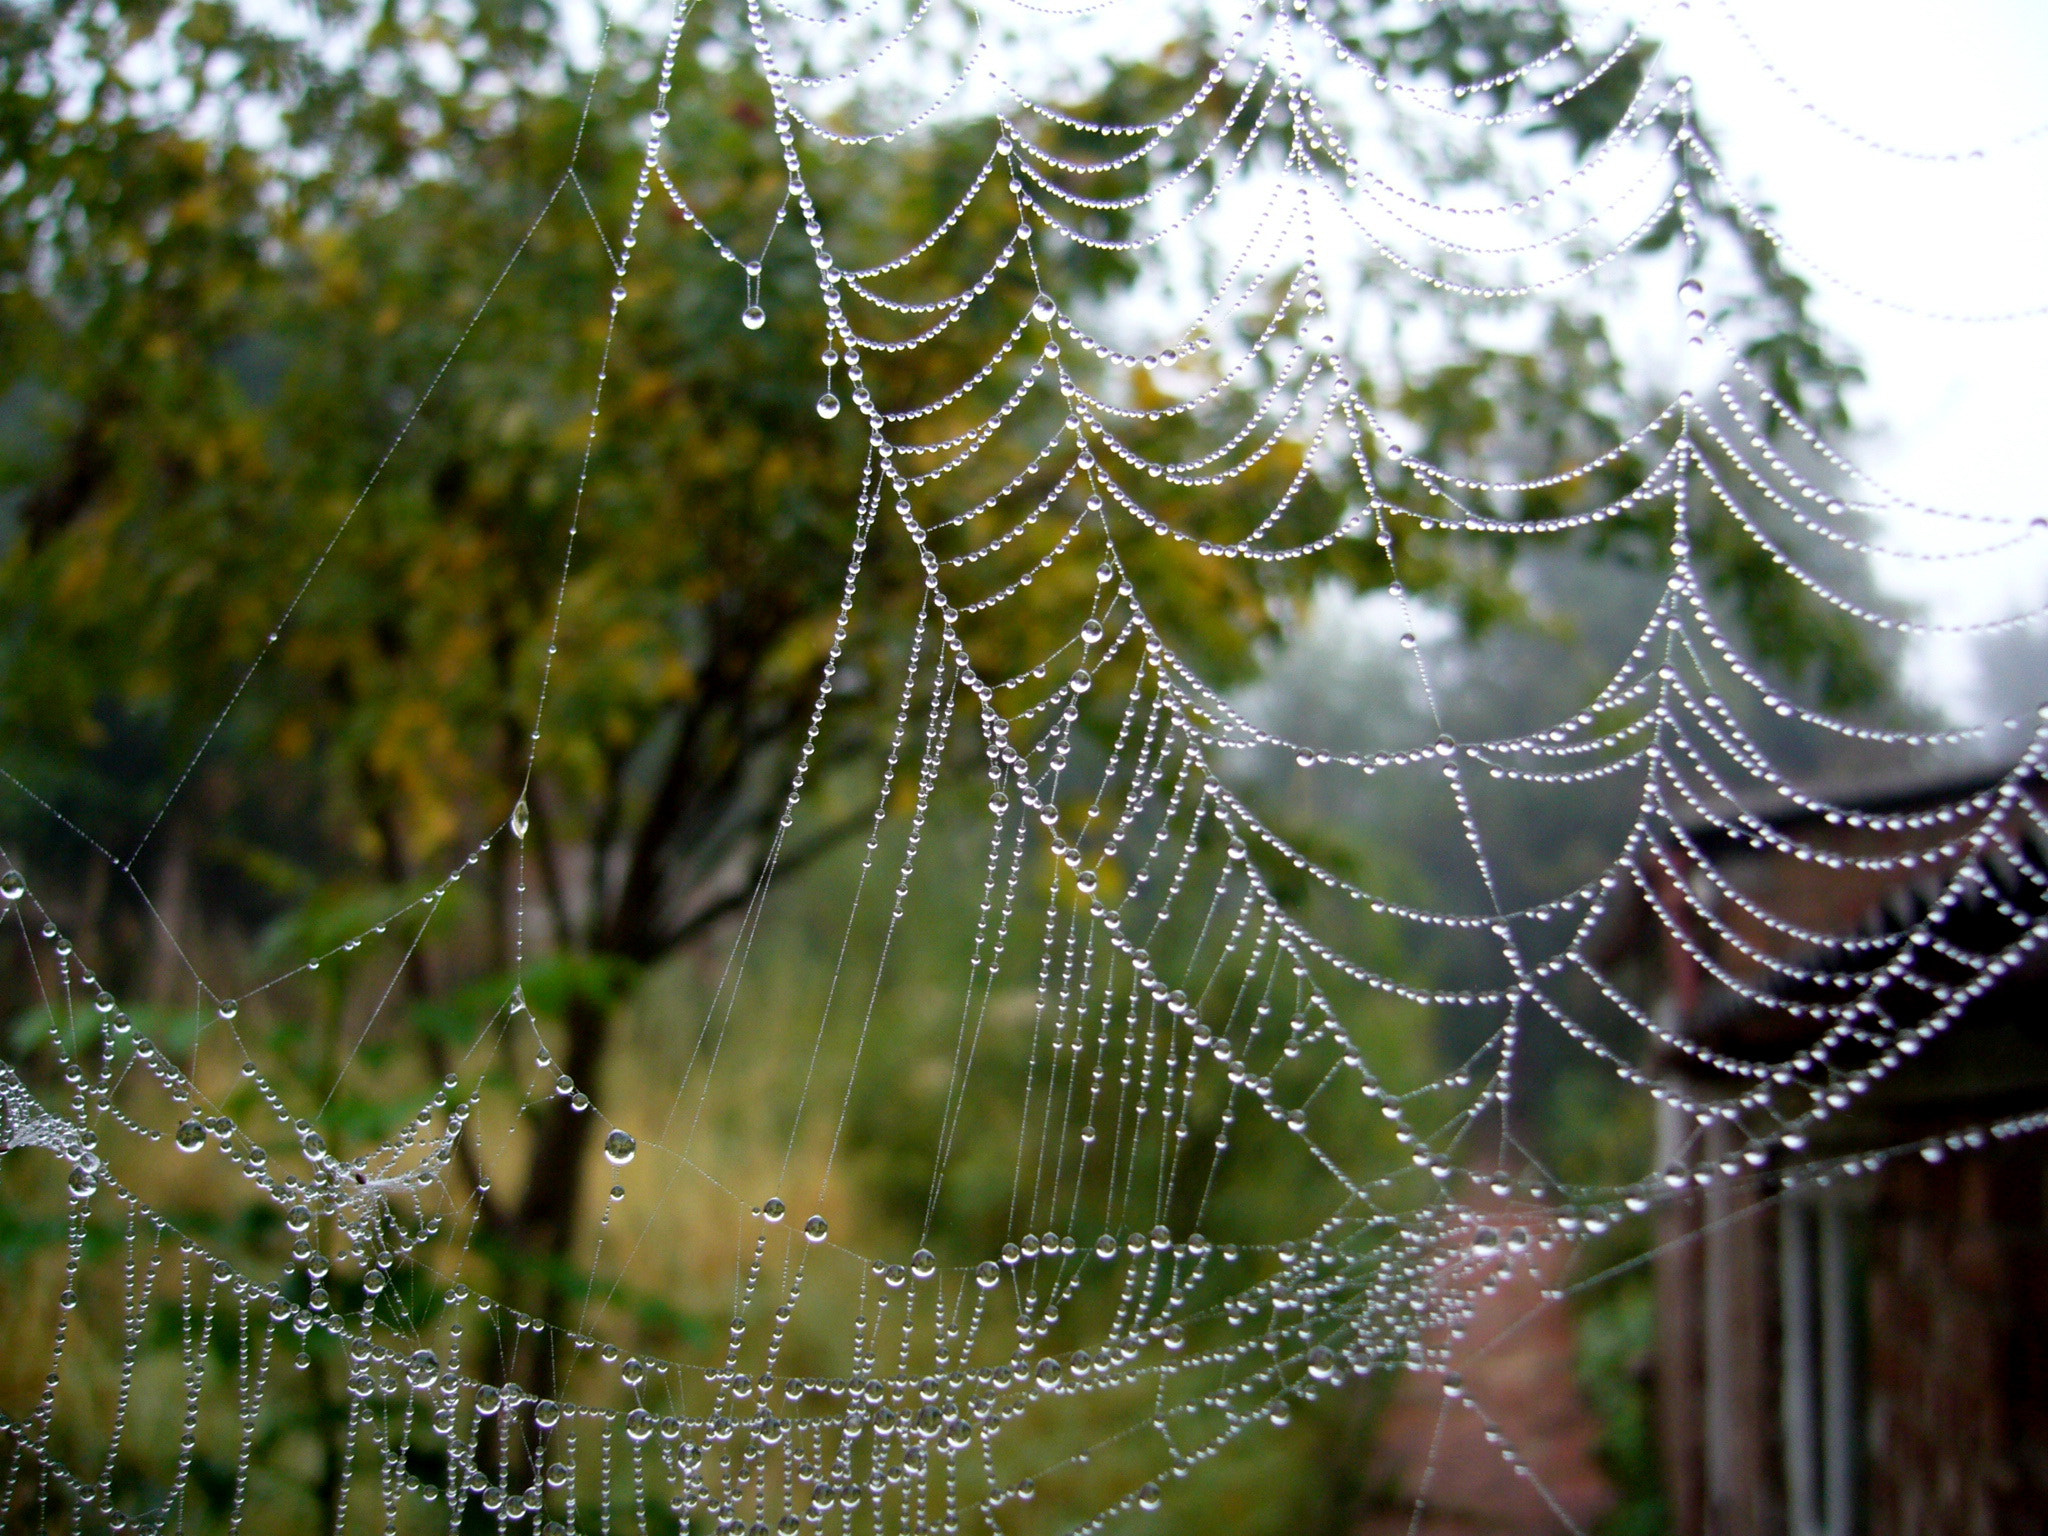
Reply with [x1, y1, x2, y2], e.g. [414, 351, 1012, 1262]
[3, 1, 2047, 1533]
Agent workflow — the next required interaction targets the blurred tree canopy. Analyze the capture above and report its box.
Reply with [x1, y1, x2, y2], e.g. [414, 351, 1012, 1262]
[0, 0, 1875, 1367]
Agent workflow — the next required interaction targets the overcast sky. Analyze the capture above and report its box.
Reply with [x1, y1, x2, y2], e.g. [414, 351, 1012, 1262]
[1658, 0, 2048, 712]
[604, 0, 2047, 716]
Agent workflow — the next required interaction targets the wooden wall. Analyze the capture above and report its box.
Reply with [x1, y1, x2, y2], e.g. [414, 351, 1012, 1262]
[1866, 1141, 2048, 1536]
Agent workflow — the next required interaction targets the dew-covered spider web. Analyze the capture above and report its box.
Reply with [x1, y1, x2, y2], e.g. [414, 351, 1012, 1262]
[3, 0, 2047, 1532]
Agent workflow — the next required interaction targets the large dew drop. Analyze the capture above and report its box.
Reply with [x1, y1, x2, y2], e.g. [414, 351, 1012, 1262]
[175, 1120, 207, 1153]
[0, 870, 22, 901]
[510, 797, 529, 840]
[602, 1129, 636, 1166]
[815, 392, 841, 420]
[803, 1214, 829, 1243]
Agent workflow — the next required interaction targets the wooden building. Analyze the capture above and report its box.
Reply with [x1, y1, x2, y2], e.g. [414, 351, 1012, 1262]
[1642, 772, 2048, 1536]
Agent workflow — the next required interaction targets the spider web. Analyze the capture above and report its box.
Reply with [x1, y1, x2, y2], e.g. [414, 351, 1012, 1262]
[3, 0, 2046, 1533]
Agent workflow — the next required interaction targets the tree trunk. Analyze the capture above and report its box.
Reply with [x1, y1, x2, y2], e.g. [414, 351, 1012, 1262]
[510, 988, 613, 1399]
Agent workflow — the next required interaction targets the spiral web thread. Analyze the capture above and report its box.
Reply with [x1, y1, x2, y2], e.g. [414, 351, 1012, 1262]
[3, 1, 2047, 1533]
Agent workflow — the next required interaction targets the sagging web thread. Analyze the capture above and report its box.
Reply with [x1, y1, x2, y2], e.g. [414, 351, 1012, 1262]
[3, 0, 2046, 1533]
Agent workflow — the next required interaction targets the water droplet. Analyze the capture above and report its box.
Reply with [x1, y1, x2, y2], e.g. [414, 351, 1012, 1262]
[408, 1349, 440, 1387]
[910, 1248, 937, 1280]
[1137, 1482, 1162, 1511]
[301, 1128, 327, 1159]
[217, 999, 239, 1021]
[1069, 669, 1092, 694]
[626, 1408, 654, 1443]
[286, 1204, 313, 1234]
[883, 1263, 906, 1289]
[175, 1120, 207, 1152]
[0, 871, 22, 901]
[762, 1196, 786, 1223]
[510, 798, 530, 839]
[1472, 1225, 1501, 1256]
[603, 1129, 637, 1166]
[1031, 294, 1056, 322]
[1095, 1233, 1119, 1260]
[742, 304, 766, 330]
[804, 1214, 829, 1243]
[1307, 1345, 1337, 1379]
[975, 1260, 1000, 1288]
[816, 392, 841, 420]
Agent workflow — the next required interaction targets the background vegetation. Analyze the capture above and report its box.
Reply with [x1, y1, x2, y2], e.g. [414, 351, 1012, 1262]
[0, 0, 1903, 1529]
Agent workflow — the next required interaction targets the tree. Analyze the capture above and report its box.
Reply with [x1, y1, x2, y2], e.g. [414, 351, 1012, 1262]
[0, 0, 1871, 1483]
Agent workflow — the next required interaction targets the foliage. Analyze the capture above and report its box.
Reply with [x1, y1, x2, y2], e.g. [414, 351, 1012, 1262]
[0, 0, 1888, 1525]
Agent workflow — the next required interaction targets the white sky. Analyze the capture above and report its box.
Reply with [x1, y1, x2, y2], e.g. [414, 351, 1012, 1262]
[942, 0, 2048, 717]
[1656, 0, 2048, 710]
[601, 0, 2046, 714]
